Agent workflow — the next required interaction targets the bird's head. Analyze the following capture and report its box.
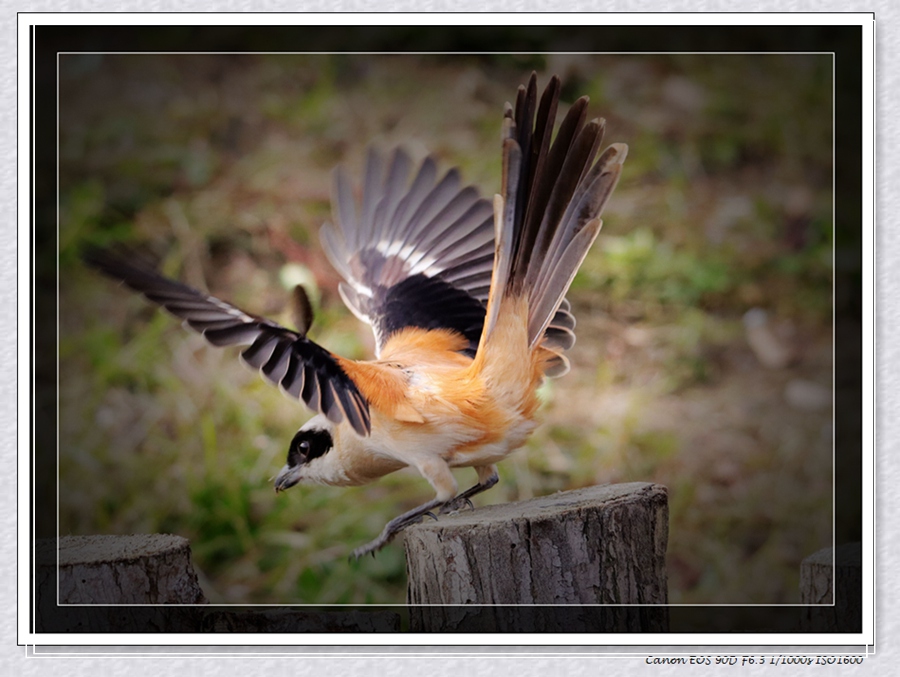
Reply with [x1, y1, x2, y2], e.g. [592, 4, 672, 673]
[273, 415, 336, 492]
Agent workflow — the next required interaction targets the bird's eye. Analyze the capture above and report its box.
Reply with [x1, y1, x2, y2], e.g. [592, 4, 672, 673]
[286, 428, 333, 468]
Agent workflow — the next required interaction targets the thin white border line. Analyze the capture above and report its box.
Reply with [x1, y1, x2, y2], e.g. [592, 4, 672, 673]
[55, 49, 61, 612]
[862, 15, 876, 649]
[30, 23, 37, 644]
[26, 633, 874, 644]
[28, 653, 874, 660]
[831, 49, 837, 606]
[56, 50, 835, 56]
[15, 11, 878, 30]
[51, 49, 841, 611]
[35, 31, 869, 644]
[27, 650, 874, 658]
[53, 602, 840, 608]
[55, 51, 836, 55]
[871, 16, 878, 651]
[24, 637, 874, 648]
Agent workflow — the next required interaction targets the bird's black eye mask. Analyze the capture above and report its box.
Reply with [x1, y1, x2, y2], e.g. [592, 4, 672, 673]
[287, 428, 333, 468]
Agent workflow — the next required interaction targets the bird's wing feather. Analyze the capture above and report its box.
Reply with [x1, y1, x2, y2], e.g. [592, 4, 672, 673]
[321, 147, 495, 357]
[84, 246, 371, 435]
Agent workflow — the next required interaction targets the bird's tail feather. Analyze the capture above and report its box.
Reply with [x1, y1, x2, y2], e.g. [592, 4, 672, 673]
[479, 73, 627, 366]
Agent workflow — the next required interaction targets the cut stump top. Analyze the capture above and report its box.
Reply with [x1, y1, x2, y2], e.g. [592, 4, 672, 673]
[37, 534, 191, 566]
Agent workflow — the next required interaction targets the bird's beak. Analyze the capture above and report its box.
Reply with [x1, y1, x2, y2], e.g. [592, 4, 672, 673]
[273, 464, 300, 493]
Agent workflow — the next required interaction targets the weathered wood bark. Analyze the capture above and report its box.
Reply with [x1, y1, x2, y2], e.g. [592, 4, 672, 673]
[405, 482, 669, 632]
[36, 534, 206, 632]
[799, 543, 862, 633]
[36, 534, 401, 633]
[38, 534, 206, 605]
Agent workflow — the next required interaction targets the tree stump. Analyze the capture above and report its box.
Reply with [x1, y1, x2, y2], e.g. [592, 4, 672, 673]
[404, 482, 669, 632]
[36, 534, 402, 633]
[36, 534, 207, 632]
[38, 534, 207, 605]
[799, 542, 862, 633]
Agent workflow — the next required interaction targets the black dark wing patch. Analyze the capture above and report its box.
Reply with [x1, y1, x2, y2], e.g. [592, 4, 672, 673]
[370, 274, 487, 356]
[83, 246, 371, 435]
[321, 147, 495, 355]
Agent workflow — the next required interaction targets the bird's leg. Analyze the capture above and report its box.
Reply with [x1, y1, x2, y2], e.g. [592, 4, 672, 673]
[351, 498, 444, 559]
[440, 465, 499, 515]
[351, 456, 458, 559]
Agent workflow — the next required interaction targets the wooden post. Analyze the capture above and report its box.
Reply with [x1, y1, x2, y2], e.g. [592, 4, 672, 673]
[38, 534, 207, 605]
[36, 534, 401, 633]
[404, 482, 669, 632]
[36, 534, 207, 632]
[800, 543, 862, 633]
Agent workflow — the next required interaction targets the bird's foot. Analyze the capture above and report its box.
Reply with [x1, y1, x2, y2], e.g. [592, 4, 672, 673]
[438, 472, 499, 515]
[438, 495, 474, 515]
[350, 498, 443, 560]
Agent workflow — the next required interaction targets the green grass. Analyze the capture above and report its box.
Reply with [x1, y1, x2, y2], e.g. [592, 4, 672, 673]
[57, 53, 834, 606]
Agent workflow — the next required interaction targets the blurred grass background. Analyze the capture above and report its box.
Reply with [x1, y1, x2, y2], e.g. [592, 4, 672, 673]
[57, 53, 834, 607]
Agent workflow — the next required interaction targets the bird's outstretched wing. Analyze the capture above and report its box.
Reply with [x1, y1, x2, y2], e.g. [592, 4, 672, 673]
[83, 247, 371, 435]
[320, 147, 494, 357]
[321, 146, 582, 368]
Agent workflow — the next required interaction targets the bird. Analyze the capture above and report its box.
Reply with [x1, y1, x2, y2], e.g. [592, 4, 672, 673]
[84, 73, 627, 558]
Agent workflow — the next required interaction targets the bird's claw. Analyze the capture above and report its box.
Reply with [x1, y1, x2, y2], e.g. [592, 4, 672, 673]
[350, 538, 387, 561]
[438, 496, 475, 515]
[349, 497, 444, 560]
